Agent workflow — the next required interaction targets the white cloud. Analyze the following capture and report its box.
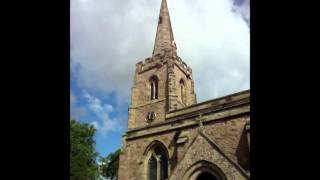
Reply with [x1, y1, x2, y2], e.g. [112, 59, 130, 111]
[83, 91, 122, 135]
[232, 0, 250, 25]
[71, 90, 88, 119]
[71, 0, 249, 104]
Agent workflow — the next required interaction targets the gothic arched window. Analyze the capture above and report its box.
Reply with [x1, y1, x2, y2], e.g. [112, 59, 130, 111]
[150, 76, 159, 100]
[180, 79, 186, 105]
[146, 143, 168, 180]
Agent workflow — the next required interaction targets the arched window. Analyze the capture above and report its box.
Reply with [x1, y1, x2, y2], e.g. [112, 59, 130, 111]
[150, 76, 159, 100]
[146, 142, 168, 180]
[159, 154, 168, 180]
[180, 79, 186, 105]
[148, 156, 157, 180]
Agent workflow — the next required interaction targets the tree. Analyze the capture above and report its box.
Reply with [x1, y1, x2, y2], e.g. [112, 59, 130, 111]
[70, 119, 99, 180]
[100, 149, 121, 180]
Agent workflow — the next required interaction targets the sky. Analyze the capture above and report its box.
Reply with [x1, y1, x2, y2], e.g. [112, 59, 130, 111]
[70, 0, 250, 158]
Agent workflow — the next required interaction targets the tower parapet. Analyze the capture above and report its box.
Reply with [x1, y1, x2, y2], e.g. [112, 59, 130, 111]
[135, 57, 164, 74]
[135, 55, 193, 78]
[174, 56, 193, 79]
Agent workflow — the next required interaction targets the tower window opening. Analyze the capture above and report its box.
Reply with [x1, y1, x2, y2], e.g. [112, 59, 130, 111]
[180, 79, 186, 105]
[159, 16, 162, 24]
[150, 76, 159, 100]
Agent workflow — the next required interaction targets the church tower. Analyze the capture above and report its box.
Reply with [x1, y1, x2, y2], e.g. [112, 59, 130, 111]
[128, 0, 197, 129]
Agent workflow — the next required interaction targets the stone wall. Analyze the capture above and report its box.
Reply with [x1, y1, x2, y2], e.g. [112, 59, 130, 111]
[173, 63, 196, 108]
[169, 132, 248, 180]
[118, 131, 176, 180]
[128, 60, 168, 129]
[118, 112, 250, 180]
[203, 116, 250, 163]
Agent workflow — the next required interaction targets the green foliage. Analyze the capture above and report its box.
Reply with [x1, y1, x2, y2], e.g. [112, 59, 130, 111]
[100, 149, 121, 180]
[70, 119, 99, 180]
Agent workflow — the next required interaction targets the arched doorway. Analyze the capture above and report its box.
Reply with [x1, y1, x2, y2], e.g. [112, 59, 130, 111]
[182, 160, 227, 180]
[196, 172, 218, 180]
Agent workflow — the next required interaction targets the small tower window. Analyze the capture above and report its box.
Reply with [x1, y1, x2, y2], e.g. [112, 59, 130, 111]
[180, 79, 186, 105]
[150, 75, 159, 100]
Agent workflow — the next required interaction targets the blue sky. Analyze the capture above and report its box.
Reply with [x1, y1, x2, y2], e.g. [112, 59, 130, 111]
[70, 0, 250, 158]
[71, 74, 126, 157]
[71, 76, 127, 156]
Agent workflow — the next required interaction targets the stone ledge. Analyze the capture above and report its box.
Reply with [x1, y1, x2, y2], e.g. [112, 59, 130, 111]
[126, 104, 250, 140]
[126, 95, 249, 134]
[166, 89, 250, 119]
[167, 98, 249, 122]
[129, 98, 166, 109]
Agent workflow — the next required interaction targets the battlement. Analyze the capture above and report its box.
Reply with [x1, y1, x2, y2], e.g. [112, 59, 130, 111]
[175, 56, 192, 75]
[135, 57, 164, 73]
[135, 55, 192, 76]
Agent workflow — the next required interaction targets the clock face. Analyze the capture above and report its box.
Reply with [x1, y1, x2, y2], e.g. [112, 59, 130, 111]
[146, 112, 156, 123]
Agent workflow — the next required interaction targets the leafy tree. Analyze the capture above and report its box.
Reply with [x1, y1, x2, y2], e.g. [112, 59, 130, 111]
[70, 119, 99, 180]
[100, 149, 121, 180]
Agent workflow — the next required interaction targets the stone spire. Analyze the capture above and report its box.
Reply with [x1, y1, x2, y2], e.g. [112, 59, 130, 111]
[152, 0, 177, 57]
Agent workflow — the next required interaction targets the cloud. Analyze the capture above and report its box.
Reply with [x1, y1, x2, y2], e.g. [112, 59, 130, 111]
[71, 0, 249, 104]
[232, 0, 250, 25]
[70, 90, 88, 120]
[83, 91, 122, 135]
